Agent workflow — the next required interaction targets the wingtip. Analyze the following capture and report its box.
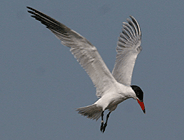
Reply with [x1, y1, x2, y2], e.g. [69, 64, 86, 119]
[129, 15, 142, 37]
[27, 6, 33, 10]
[26, 6, 39, 14]
[129, 15, 135, 20]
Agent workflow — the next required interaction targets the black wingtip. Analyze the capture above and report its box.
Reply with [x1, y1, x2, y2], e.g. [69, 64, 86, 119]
[27, 6, 35, 11]
[27, 6, 37, 16]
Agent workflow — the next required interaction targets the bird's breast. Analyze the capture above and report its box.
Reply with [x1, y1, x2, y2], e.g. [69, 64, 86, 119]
[107, 95, 129, 111]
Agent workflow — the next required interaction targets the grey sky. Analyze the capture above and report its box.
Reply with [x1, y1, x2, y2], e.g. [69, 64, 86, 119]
[1, 0, 184, 139]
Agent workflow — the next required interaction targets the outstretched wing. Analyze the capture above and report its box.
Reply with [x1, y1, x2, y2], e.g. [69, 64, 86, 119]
[27, 7, 117, 97]
[112, 16, 142, 86]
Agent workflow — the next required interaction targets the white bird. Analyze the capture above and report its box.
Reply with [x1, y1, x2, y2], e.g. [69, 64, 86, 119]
[27, 7, 145, 132]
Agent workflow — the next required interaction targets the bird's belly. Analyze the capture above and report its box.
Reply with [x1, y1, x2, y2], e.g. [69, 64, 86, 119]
[106, 95, 128, 112]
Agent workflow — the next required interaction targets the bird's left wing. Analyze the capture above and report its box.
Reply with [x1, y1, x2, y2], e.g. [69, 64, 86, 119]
[112, 16, 142, 86]
[27, 7, 117, 97]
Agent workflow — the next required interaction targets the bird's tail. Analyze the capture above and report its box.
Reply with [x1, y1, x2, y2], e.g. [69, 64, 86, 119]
[76, 104, 102, 121]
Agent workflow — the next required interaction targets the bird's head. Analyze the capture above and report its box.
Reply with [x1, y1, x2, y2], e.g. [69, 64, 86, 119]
[131, 85, 145, 114]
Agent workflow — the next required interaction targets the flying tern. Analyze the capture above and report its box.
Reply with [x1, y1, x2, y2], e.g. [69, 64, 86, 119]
[27, 6, 145, 132]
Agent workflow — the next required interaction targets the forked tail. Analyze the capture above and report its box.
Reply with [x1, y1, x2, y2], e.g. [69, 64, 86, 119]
[76, 104, 103, 121]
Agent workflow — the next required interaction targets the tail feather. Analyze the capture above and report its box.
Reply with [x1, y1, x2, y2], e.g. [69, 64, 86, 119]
[76, 104, 102, 121]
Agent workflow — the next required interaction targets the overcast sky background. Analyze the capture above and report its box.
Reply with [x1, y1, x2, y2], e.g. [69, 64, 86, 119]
[1, 0, 184, 140]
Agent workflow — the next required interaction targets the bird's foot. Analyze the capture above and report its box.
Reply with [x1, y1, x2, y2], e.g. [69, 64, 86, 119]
[100, 120, 108, 133]
[100, 120, 104, 132]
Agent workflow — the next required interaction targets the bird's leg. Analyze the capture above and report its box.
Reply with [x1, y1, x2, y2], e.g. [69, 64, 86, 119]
[100, 111, 104, 132]
[102, 112, 111, 133]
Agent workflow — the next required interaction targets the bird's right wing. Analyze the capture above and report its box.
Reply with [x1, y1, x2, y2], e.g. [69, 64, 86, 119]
[112, 16, 142, 86]
[27, 7, 117, 97]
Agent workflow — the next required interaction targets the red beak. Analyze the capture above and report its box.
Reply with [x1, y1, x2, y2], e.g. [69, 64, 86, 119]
[137, 99, 146, 113]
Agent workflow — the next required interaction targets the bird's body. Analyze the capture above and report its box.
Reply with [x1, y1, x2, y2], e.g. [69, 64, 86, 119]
[95, 83, 135, 112]
[27, 6, 145, 132]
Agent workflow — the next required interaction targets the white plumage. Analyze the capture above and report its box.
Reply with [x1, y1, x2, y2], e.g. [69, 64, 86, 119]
[27, 7, 145, 132]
